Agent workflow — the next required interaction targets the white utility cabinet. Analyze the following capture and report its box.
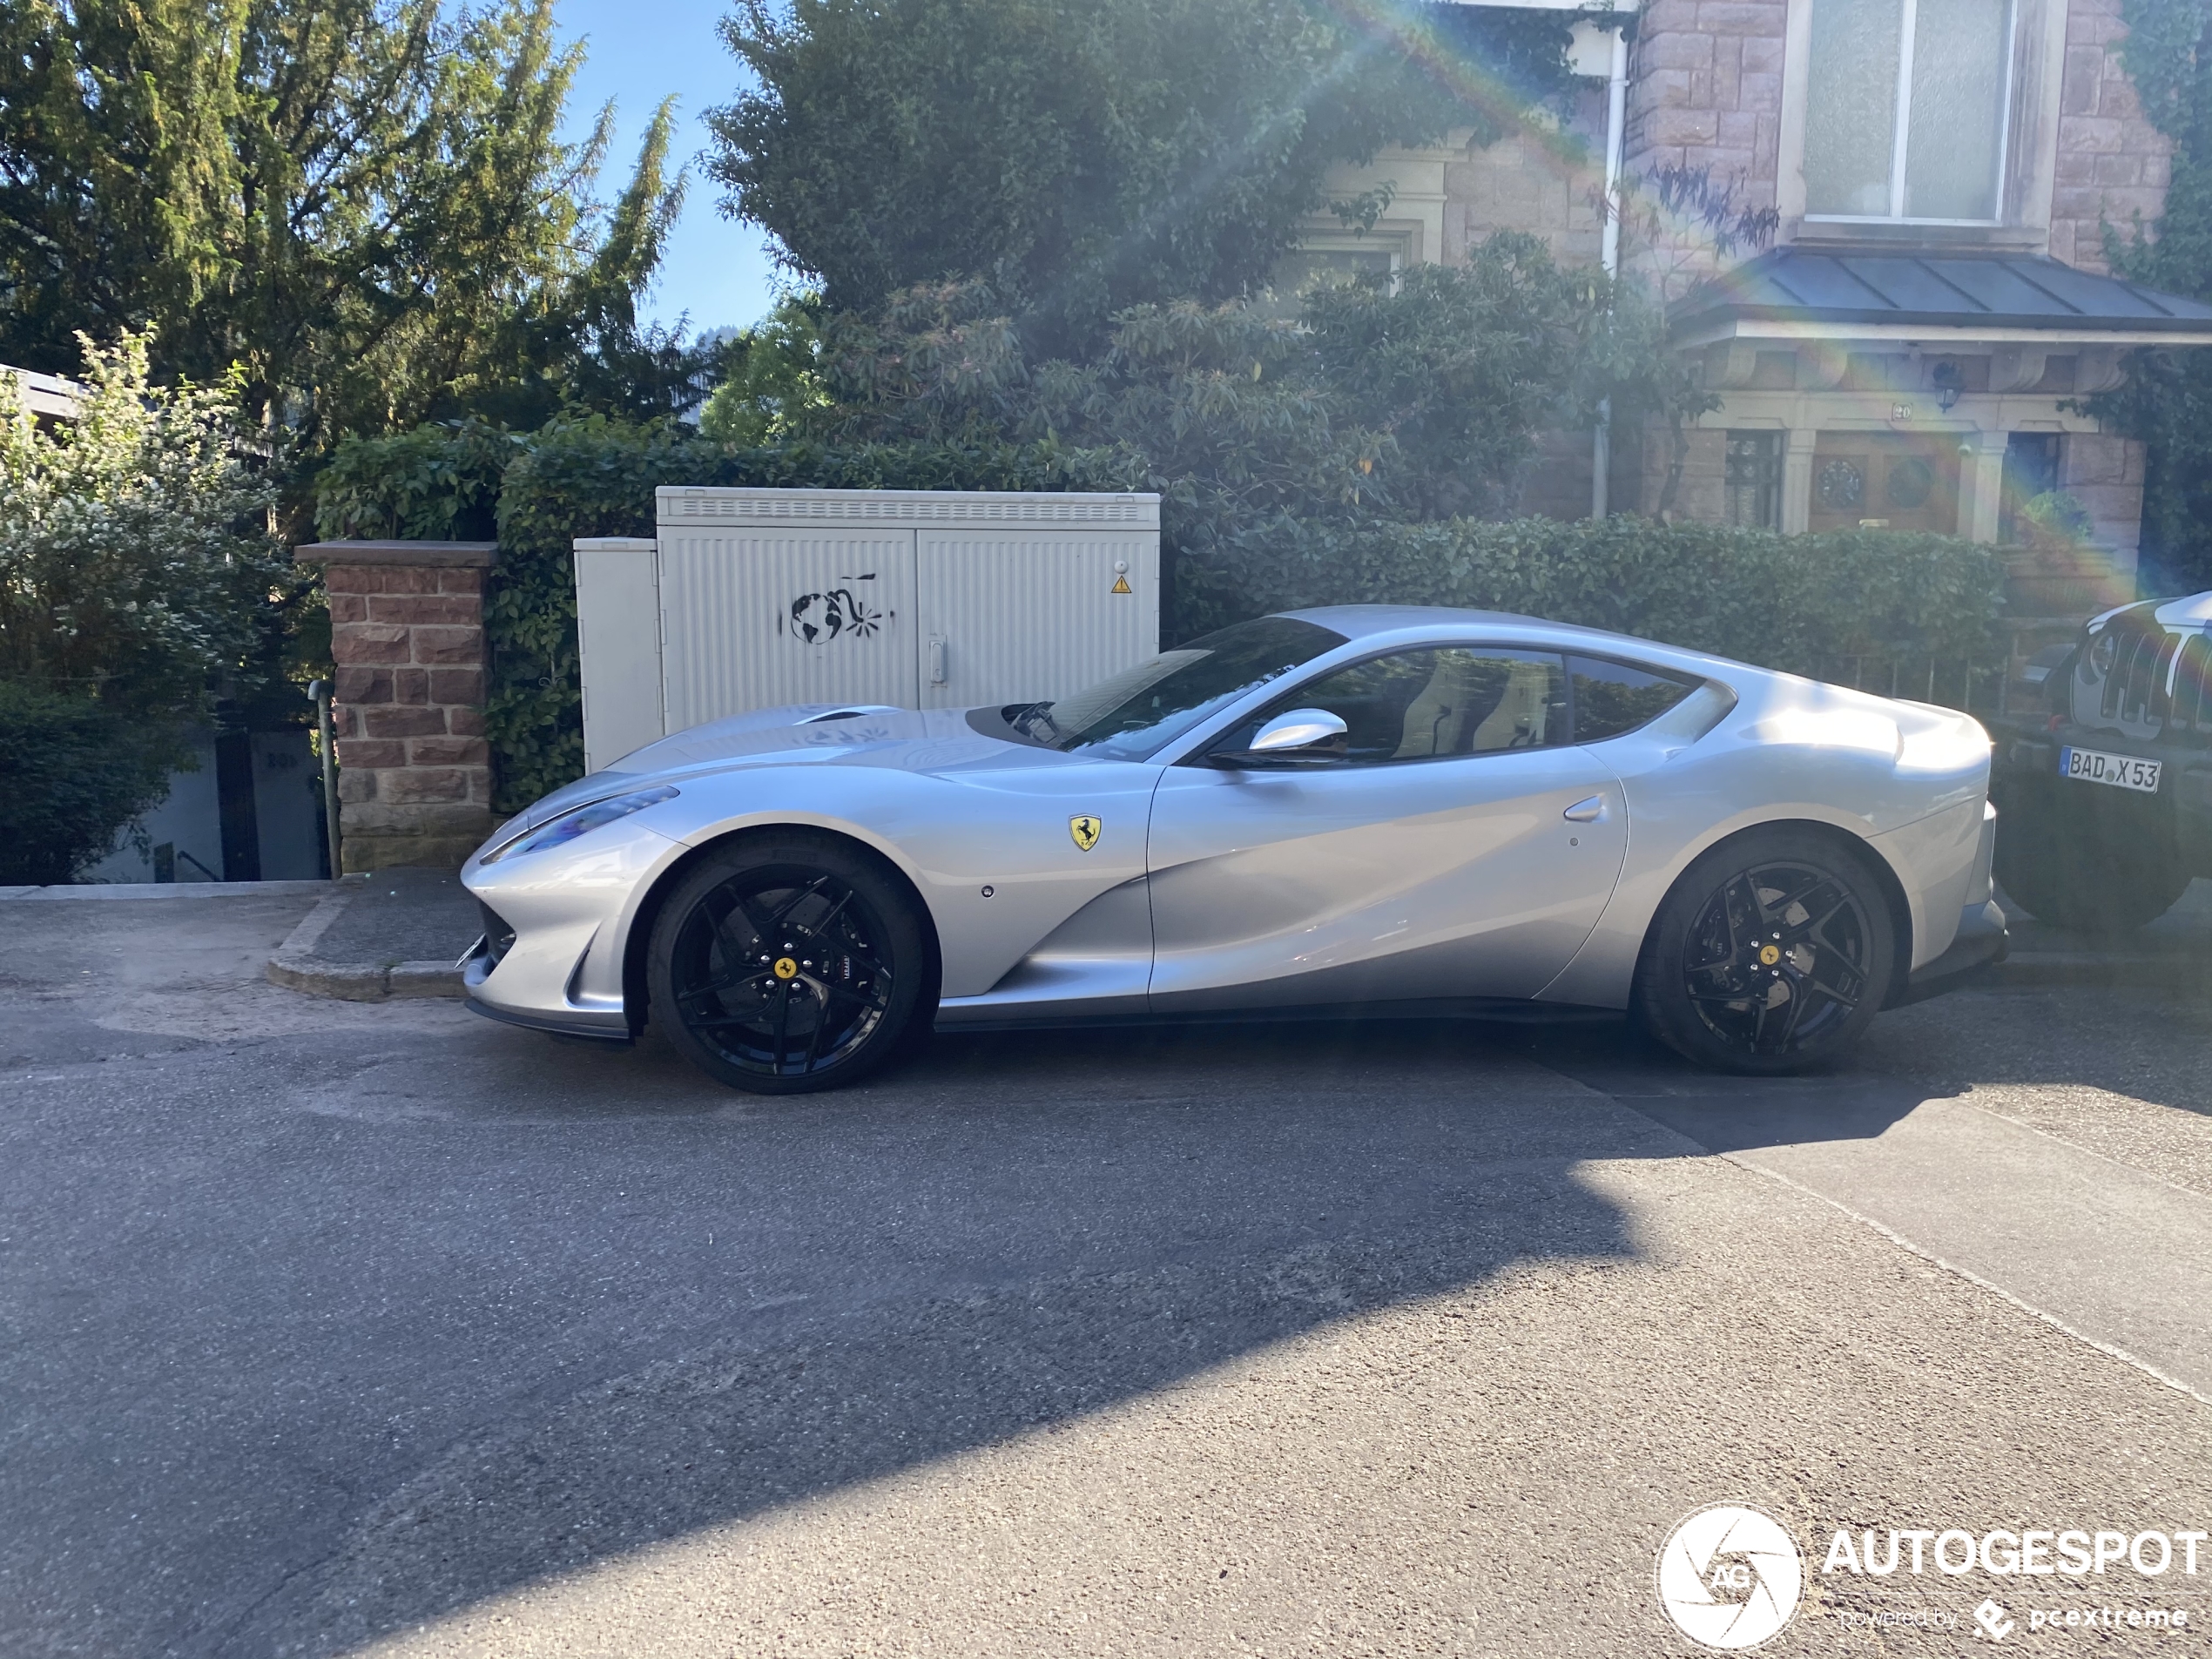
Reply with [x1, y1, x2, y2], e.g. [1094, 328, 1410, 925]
[573, 488, 1162, 772]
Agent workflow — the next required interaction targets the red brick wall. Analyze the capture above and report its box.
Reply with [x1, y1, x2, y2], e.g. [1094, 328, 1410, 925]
[324, 562, 496, 871]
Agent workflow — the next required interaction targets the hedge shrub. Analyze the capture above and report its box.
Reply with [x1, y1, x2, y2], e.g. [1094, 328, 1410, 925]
[1184, 514, 2007, 680]
[0, 683, 183, 884]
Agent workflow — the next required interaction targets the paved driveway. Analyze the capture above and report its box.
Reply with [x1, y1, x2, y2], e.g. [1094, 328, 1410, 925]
[3, 891, 2209, 1657]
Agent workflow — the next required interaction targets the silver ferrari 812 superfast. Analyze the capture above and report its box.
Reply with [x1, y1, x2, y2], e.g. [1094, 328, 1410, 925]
[460, 606, 2006, 1091]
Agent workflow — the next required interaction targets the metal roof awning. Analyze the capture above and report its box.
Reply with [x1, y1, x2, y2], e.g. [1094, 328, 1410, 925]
[1669, 247, 2212, 350]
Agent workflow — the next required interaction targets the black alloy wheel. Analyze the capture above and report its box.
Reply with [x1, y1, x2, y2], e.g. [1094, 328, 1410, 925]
[648, 837, 930, 1094]
[1637, 830, 1895, 1075]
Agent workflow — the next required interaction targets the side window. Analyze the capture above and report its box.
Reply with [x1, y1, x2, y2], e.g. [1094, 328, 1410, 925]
[1242, 648, 1568, 764]
[1568, 656, 1701, 743]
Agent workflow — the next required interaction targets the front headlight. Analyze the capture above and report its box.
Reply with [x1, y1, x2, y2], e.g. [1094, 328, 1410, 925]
[480, 786, 679, 863]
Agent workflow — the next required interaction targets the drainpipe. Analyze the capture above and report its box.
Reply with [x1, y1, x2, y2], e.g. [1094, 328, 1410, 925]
[309, 678, 341, 880]
[1592, 23, 1629, 520]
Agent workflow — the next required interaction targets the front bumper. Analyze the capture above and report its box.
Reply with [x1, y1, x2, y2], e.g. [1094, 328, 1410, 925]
[461, 931, 633, 1041]
[1890, 899, 2009, 1006]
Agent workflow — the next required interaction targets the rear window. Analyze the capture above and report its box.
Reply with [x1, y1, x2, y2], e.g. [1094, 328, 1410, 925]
[1568, 655, 1700, 742]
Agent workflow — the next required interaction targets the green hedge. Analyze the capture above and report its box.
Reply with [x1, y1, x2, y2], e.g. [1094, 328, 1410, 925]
[1183, 514, 2006, 680]
[319, 421, 2006, 811]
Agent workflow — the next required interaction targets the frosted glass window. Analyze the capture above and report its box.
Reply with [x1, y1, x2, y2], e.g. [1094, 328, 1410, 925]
[1804, 0, 2014, 221]
[1904, 0, 2010, 218]
[1804, 0, 1903, 216]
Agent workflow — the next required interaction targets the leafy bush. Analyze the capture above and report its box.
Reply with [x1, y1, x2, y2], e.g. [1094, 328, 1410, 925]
[0, 332, 289, 880]
[0, 332, 286, 714]
[1182, 514, 2006, 678]
[2014, 490, 2096, 550]
[311, 419, 520, 542]
[0, 683, 182, 884]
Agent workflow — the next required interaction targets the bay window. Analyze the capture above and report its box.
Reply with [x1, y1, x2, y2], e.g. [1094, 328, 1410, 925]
[1804, 0, 2017, 222]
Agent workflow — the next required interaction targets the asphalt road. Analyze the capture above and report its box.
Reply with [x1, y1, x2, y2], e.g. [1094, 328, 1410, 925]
[3, 891, 2210, 1657]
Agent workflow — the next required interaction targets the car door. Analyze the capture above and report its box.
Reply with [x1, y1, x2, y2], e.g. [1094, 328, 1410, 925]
[1144, 645, 1631, 1011]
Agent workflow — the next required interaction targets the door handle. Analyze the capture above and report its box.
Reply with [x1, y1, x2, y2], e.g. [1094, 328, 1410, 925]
[1563, 795, 1608, 823]
[928, 637, 947, 685]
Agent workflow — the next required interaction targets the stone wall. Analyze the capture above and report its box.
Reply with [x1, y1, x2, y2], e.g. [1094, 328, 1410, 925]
[2060, 432, 2148, 565]
[297, 541, 499, 873]
[2053, 0, 2174, 273]
[1619, 0, 1788, 291]
[1441, 94, 1608, 269]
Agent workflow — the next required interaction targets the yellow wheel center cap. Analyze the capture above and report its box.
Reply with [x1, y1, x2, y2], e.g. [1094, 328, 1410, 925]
[1758, 945, 1782, 967]
[772, 956, 799, 980]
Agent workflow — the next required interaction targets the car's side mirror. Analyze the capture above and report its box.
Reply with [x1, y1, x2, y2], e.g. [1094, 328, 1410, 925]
[1211, 708, 1349, 767]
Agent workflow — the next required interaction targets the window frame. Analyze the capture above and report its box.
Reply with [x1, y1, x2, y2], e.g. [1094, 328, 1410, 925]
[1799, 0, 2020, 227]
[1779, 0, 2065, 243]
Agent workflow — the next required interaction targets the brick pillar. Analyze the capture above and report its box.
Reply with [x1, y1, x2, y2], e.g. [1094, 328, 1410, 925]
[294, 540, 499, 873]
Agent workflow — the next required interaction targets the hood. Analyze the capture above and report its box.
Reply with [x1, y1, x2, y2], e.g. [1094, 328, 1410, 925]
[492, 703, 1043, 840]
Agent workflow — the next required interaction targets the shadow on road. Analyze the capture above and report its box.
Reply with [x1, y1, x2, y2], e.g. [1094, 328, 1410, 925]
[0, 997, 1963, 1658]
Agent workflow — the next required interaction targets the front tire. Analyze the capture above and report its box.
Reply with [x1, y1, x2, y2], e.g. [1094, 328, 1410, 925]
[648, 835, 931, 1095]
[1636, 828, 1896, 1076]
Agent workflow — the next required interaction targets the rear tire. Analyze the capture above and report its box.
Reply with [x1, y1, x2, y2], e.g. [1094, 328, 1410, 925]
[1992, 786, 2188, 933]
[648, 835, 931, 1096]
[1635, 827, 1896, 1076]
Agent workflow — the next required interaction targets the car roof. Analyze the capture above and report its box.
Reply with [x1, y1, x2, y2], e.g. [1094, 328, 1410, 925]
[2151, 592, 2212, 629]
[1277, 603, 1735, 664]
[1283, 603, 1621, 642]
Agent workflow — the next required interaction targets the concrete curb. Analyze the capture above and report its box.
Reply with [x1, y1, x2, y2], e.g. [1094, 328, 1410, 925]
[264, 885, 469, 1001]
[3, 878, 357, 900]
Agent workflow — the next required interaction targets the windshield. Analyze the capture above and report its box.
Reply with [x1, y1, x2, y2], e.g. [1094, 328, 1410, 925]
[995, 616, 1348, 761]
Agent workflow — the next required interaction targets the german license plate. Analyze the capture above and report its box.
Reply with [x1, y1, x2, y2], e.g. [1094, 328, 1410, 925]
[2060, 745, 2161, 792]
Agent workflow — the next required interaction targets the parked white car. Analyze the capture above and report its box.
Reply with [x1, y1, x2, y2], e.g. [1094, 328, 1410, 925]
[461, 606, 2005, 1091]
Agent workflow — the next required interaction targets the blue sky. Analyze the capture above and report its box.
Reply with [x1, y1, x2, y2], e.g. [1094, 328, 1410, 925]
[555, 0, 784, 335]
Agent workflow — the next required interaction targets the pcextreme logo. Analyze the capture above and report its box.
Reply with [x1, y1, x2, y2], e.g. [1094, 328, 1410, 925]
[1657, 1503, 1804, 1650]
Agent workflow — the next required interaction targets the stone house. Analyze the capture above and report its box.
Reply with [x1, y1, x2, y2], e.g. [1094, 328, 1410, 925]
[1300, 0, 2212, 582]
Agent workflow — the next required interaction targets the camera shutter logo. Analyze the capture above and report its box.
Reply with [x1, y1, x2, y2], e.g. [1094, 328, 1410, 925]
[1657, 1503, 1804, 1650]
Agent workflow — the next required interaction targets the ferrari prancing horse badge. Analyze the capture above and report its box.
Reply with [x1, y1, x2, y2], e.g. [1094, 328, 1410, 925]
[1069, 814, 1103, 852]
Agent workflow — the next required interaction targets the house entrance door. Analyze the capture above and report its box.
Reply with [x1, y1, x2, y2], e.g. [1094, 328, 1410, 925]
[1807, 434, 1963, 535]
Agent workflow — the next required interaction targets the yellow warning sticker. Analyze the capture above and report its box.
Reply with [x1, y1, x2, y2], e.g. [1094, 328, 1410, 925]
[1110, 574, 1133, 595]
